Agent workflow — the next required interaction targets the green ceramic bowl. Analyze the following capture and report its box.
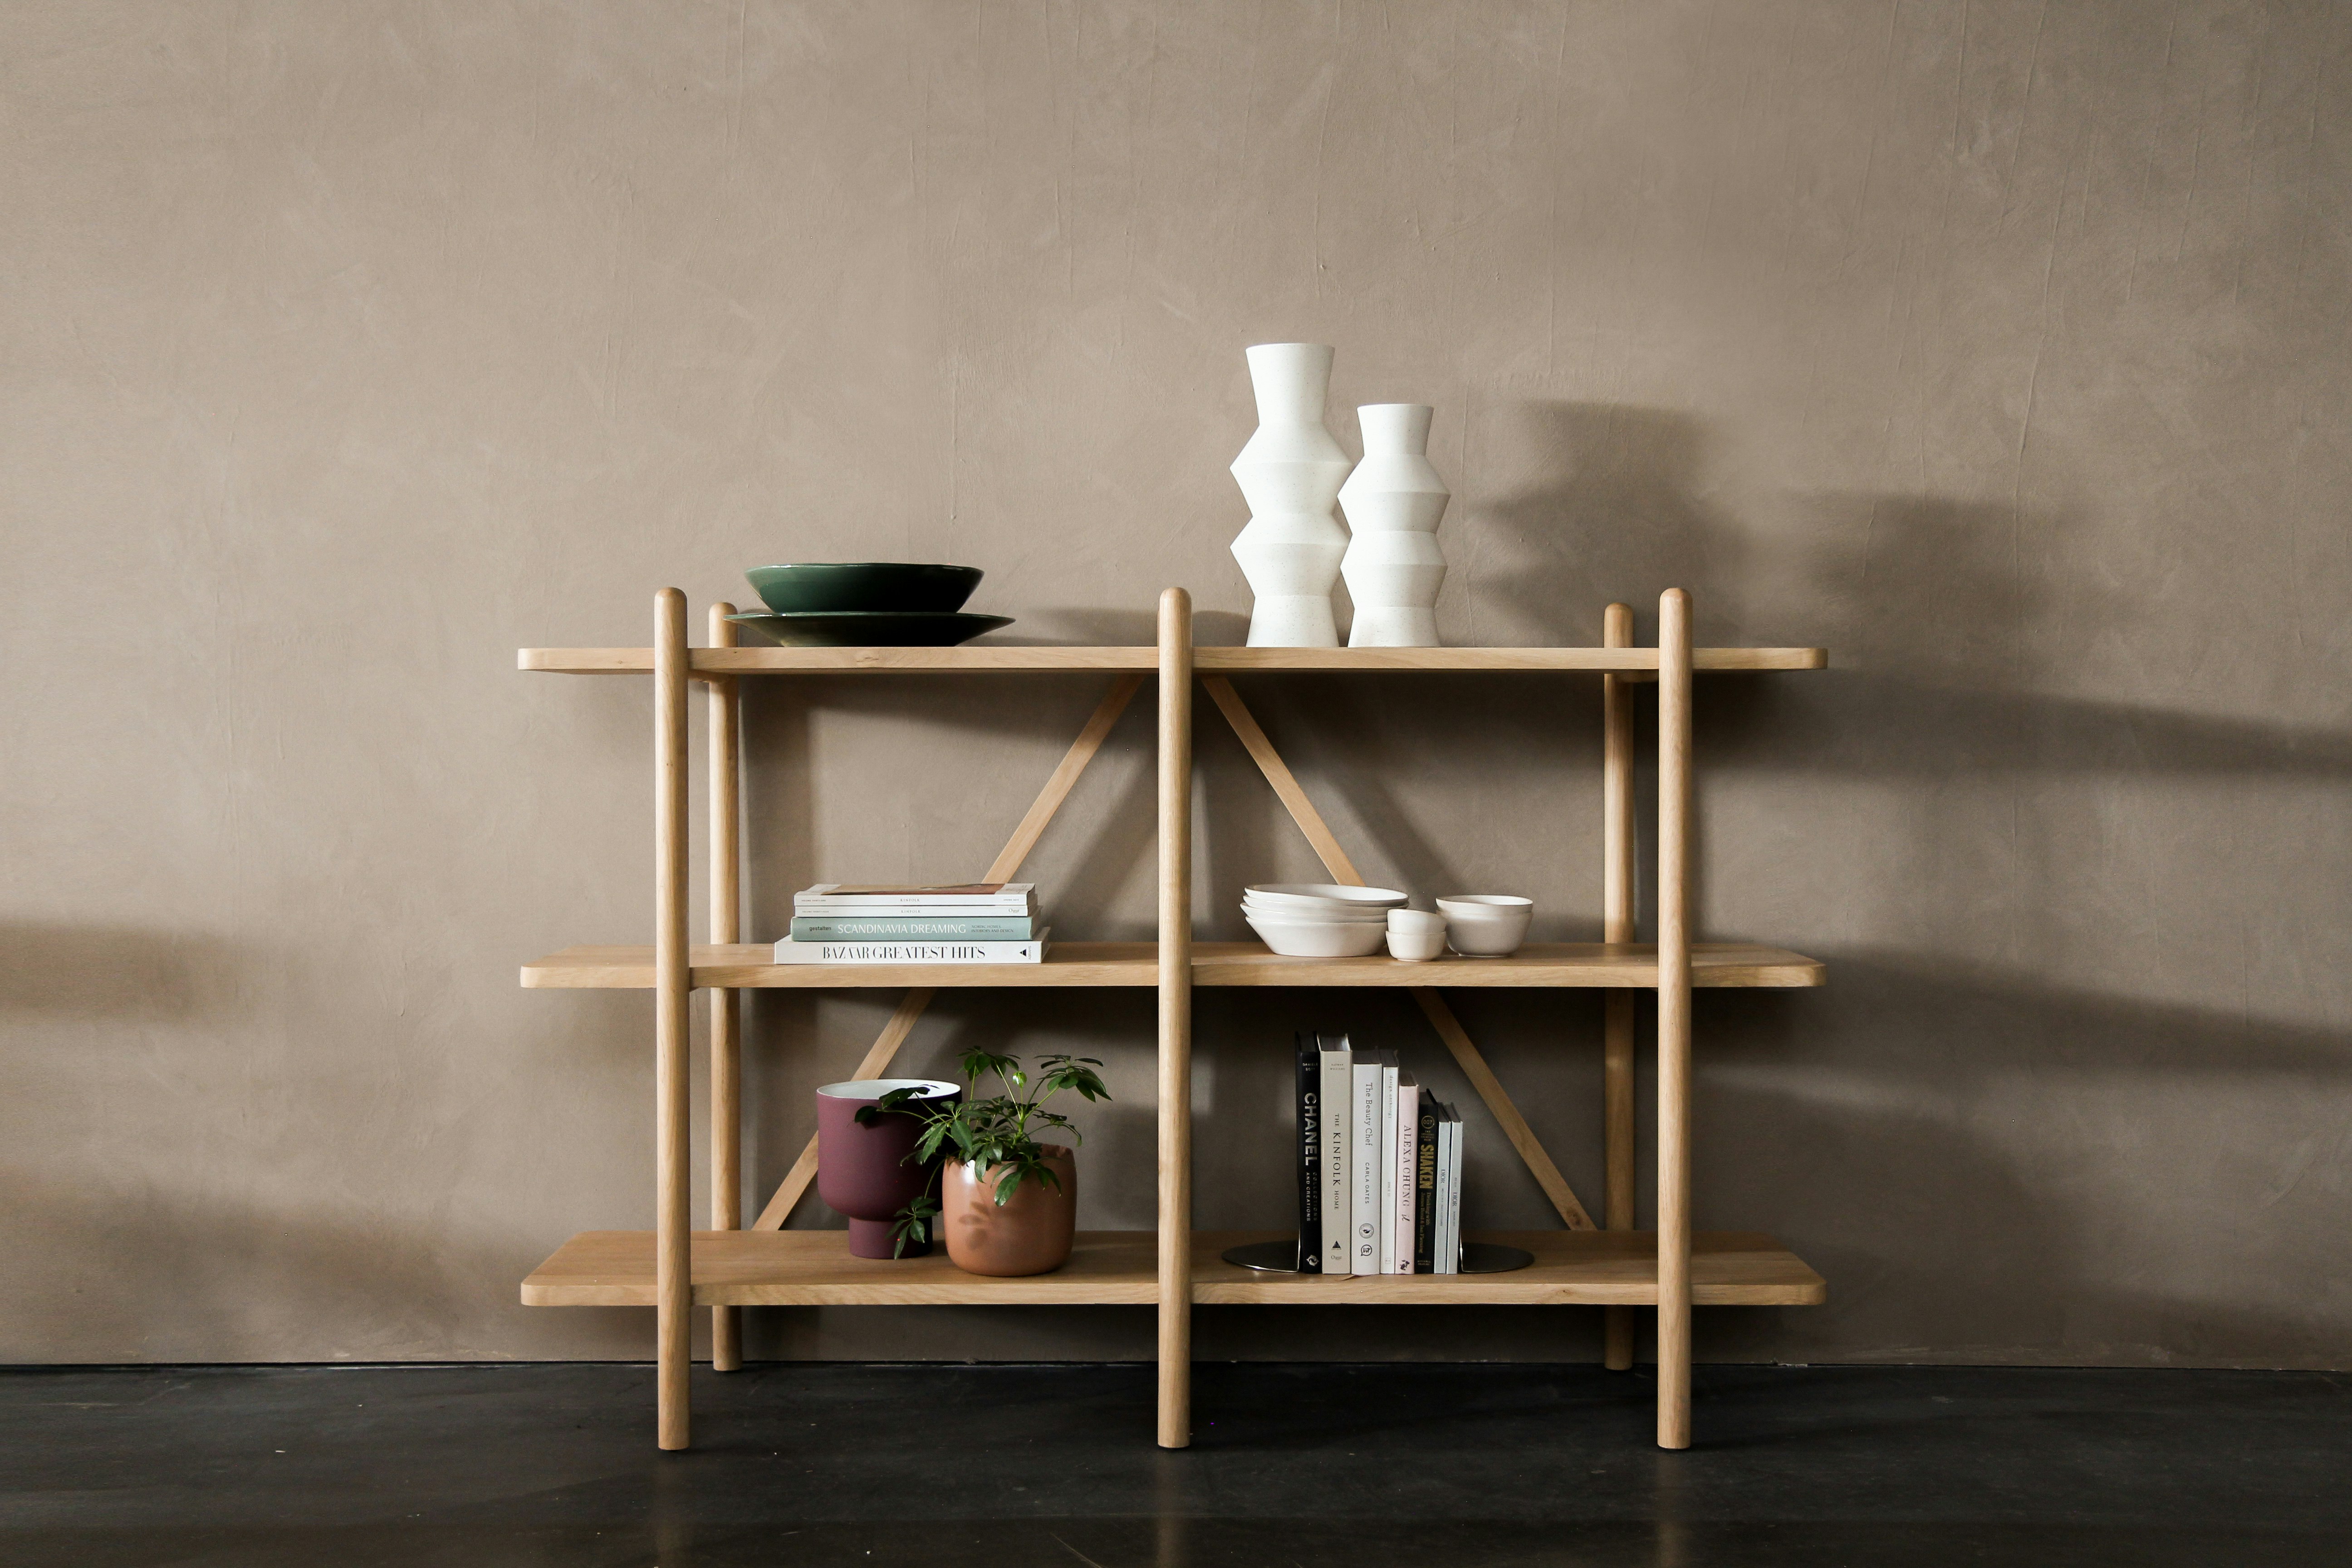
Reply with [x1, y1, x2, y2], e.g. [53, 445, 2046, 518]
[745, 563, 983, 614]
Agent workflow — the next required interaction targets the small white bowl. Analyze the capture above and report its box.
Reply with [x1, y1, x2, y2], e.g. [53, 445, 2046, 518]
[1246, 914, 1390, 958]
[1244, 883, 1409, 914]
[1386, 908, 1447, 937]
[1436, 895, 1533, 957]
[1386, 927, 1448, 962]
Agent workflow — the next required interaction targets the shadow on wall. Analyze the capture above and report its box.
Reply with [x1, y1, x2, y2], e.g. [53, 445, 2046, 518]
[0, 925, 250, 1021]
[1472, 401, 1760, 646]
[0, 1161, 530, 1363]
[1702, 488, 2352, 779]
[1002, 607, 1252, 646]
[1691, 949, 2352, 1369]
[1471, 402, 2343, 774]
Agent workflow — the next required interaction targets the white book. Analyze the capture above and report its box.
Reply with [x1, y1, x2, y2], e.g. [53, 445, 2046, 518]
[794, 883, 1036, 916]
[1391, 1070, 1419, 1274]
[1375, 1052, 1400, 1274]
[793, 902, 1038, 916]
[792, 903, 1038, 917]
[1315, 1034, 1352, 1277]
[1350, 1056, 1384, 1276]
[1436, 1102, 1465, 1274]
[771, 931, 1049, 965]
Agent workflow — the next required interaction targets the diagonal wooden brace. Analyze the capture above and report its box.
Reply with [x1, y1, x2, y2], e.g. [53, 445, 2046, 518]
[750, 674, 1146, 1231]
[1200, 675, 1596, 1230]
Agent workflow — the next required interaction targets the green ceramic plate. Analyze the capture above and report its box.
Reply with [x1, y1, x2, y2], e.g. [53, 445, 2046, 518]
[744, 563, 982, 614]
[725, 610, 1014, 648]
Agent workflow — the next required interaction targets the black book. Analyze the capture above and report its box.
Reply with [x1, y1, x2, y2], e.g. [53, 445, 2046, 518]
[1294, 1032, 1323, 1272]
[1412, 1088, 1440, 1273]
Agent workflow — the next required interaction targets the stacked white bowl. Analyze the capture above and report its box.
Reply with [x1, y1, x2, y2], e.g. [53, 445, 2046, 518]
[1243, 883, 1407, 957]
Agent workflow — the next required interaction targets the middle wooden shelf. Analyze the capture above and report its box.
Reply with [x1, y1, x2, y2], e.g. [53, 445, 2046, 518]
[522, 940, 1825, 990]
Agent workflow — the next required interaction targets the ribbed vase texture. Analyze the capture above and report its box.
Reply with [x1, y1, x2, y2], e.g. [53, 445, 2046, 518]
[1338, 403, 1450, 647]
[1229, 343, 1355, 647]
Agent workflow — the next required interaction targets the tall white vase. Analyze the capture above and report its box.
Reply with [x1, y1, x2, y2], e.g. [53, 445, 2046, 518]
[1230, 343, 1355, 647]
[1338, 403, 1450, 647]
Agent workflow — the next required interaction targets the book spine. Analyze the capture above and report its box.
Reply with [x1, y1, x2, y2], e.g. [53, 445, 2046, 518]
[1392, 1073, 1418, 1273]
[1317, 1040, 1352, 1275]
[790, 916, 1038, 941]
[1350, 1059, 1382, 1276]
[1431, 1109, 1452, 1274]
[1412, 1091, 1438, 1273]
[1439, 1109, 1463, 1274]
[796, 882, 1030, 905]
[1294, 1035, 1321, 1273]
[770, 936, 1047, 964]
[791, 902, 1034, 916]
[1376, 1054, 1399, 1274]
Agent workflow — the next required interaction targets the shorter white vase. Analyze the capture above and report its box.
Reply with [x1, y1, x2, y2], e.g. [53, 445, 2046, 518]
[1342, 532, 1447, 647]
[1338, 403, 1450, 647]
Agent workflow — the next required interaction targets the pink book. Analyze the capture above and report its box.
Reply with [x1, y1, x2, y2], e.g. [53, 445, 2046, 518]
[1392, 1071, 1419, 1272]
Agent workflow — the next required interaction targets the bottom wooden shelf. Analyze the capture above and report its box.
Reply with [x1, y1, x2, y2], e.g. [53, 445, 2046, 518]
[522, 1229, 1825, 1308]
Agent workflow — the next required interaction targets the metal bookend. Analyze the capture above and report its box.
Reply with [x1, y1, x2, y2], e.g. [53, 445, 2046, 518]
[1219, 1240, 1533, 1274]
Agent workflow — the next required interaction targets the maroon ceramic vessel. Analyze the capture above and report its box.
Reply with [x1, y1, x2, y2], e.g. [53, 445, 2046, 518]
[815, 1078, 960, 1258]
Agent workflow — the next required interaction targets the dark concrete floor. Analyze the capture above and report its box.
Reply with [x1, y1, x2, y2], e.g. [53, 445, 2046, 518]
[3, 1361, 2346, 1567]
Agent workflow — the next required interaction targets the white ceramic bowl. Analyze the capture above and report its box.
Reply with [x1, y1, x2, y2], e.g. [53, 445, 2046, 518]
[1246, 914, 1390, 958]
[1242, 897, 1389, 923]
[1244, 883, 1409, 914]
[1436, 895, 1533, 957]
[1386, 927, 1448, 962]
[1386, 908, 1447, 936]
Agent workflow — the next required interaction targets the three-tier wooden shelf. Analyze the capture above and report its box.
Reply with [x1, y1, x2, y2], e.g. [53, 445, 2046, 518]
[518, 587, 1829, 1452]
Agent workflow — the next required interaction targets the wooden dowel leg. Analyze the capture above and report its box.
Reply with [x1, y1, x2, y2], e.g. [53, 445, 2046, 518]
[1602, 601, 1637, 1372]
[1656, 588, 1694, 1450]
[709, 988, 740, 1372]
[707, 604, 743, 1372]
[1602, 994, 1636, 1368]
[1156, 588, 1194, 1450]
[653, 588, 693, 1450]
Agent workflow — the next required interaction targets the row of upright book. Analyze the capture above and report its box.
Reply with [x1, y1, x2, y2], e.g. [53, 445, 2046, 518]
[772, 882, 1049, 964]
[1294, 1033, 1469, 1275]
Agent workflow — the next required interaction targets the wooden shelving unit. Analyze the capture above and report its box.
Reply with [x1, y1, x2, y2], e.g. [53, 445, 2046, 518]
[516, 587, 1829, 1453]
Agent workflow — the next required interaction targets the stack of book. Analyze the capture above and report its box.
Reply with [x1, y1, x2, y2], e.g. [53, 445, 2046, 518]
[1292, 1033, 1465, 1275]
[773, 883, 1049, 964]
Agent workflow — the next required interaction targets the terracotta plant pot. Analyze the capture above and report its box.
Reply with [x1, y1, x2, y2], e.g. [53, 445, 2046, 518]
[815, 1078, 960, 1259]
[942, 1144, 1077, 1276]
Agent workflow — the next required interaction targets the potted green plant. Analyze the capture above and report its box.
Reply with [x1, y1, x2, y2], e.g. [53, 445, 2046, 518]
[857, 1049, 1110, 1275]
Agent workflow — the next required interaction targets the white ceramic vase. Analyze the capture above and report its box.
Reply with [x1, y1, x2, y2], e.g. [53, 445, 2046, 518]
[1230, 343, 1355, 647]
[1338, 403, 1450, 647]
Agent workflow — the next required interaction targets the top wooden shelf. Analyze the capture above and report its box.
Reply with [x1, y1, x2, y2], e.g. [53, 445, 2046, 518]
[518, 645, 1828, 675]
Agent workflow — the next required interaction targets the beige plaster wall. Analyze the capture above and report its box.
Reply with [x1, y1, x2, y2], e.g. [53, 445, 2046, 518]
[5, 1, 2347, 1368]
